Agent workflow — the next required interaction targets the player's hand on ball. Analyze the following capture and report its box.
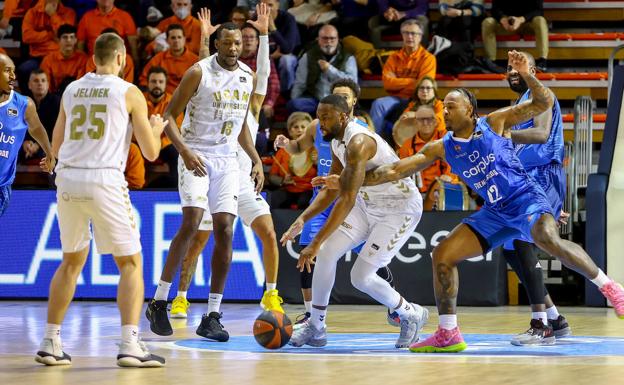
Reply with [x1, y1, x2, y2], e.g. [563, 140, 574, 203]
[311, 174, 340, 190]
[251, 162, 265, 193]
[508, 50, 529, 75]
[274, 134, 289, 150]
[297, 244, 319, 273]
[280, 216, 304, 246]
[181, 148, 207, 177]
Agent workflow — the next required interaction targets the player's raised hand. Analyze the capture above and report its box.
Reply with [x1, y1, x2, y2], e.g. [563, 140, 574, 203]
[508, 50, 529, 75]
[280, 216, 304, 246]
[248, 3, 270, 35]
[251, 161, 265, 193]
[149, 114, 168, 136]
[198, 8, 220, 38]
[39, 154, 56, 174]
[273, 134, 289, 150]
[297, 244, 319, 273]
[180, 148, 207, 177]
[311, 175, 340, 190]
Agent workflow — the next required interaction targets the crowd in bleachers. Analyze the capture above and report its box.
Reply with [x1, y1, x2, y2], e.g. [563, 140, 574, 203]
[4, 0, 616, 210]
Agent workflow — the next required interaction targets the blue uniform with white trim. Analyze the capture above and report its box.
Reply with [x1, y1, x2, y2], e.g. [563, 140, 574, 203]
[299, 119, 365, 253]
[0, 91, 30, 216]
[442, 117, 553, 251]
[503, 90, 566, 248]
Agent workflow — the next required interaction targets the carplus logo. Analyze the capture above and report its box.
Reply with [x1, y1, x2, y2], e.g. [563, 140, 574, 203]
[0, 131, 15, 145]
[319, 158, 332, 167]
[463, 151, 495, 178]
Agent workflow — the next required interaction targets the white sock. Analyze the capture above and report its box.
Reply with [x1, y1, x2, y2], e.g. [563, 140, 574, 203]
[546, 305, 560, 320]
[532, 312, 548, 324]
[590, 269, 611, 289]
[44, 323, 61, 340]
[207, 293, 223, 314]
[304, 301, 312, 314]
[266, 283, 277, 291]
[121, 325, 139, 344]
[394, 299, 416, 318]
[154, 280, 172, 301]
[177, 291, 187, 300]
[439, 314, 457, 330]
[310, 306, 327, 329]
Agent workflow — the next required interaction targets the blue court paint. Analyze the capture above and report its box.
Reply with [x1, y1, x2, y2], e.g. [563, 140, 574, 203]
[175, 333, 624, 357]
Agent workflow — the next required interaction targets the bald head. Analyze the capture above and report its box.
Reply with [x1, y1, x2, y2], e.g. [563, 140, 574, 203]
[0, 53, 15, 94]
[0, 54, 14, 68]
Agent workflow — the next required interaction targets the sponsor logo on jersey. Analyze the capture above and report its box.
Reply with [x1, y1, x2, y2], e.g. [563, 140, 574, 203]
[0, 132, 16, 145]
[318, 158, 332, 167]
[7, 108, 17, 117]
[371, 244, 379, 251]
[341, 222, 352, 229]
[462, 151, 496, 178]
[239, 76, 247, 83]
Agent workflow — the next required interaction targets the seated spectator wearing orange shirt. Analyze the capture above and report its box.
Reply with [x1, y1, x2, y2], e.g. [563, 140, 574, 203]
[394, 104, 454, 194]
[143, 66, 182, 187]
[154, 0, 201, 55]
[19, 0, 76, 90]
[126, 142, 146, 189]
[40, 24, 88, 94]
[386, 75, 444, 137]
[77, 0, 139, 63]
[1, 0, 38, 42]
[139, 24, 199, 94]
[269, 112, 317, 209]
[370, 19, 435, 137]
[84, 28, 136, 83]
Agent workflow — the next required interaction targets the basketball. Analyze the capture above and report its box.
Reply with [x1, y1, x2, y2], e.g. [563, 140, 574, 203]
[253, 311, 293, 349]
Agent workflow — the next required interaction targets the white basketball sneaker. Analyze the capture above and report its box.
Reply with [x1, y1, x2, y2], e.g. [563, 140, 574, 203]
[117, 340, 166, 368]
[35, 338, 71, 366]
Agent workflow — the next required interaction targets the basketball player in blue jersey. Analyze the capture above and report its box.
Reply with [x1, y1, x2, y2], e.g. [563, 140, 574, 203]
[321, 51, 624, 353]
[275, 79, 397, 329]
[504, 52, 571, 345]
[0, 54, 55, 216]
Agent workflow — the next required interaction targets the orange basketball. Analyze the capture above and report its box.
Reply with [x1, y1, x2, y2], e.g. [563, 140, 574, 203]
[253, 310, 293, 349]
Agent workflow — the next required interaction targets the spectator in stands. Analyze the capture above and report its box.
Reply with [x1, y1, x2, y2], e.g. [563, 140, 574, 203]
[40, 24, 88, 94]
[240, 24, 280, 121]
[385, 75, 443, 137]
[151, 0, 202, 55]
[140, 24, 199, 93]
[84, 28, 135, 83]
[261, 0, 301, 94]
[368, 0, 428, 48]
[230, 6, 251, 28]
[270, 111, 317, 209]
[19, 0, 76, 92]
[288, 0, 338, 43]
[288, 25, 357, 115]
[1, 0, 37, 42]
[481, 0, 548, 72]
[437, 0, 484, 43]
[125, 143, 146, 189]
[369, 19, 436, 136]
[19, 69, 60, 163]
[333, 0, 377, 41]
[77, 0, 139, 64]
[144, 66, 182, 186]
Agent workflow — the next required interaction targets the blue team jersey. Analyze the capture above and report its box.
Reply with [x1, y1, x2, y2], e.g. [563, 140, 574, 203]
[0, 91, 30, 187]
[512, 89, 564, 168]
[443, 117, 535, 210]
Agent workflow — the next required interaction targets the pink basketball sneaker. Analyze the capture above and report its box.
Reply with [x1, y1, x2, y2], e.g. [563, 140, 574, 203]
[409, 326, 467, 353]
[599, 281, 624, 319]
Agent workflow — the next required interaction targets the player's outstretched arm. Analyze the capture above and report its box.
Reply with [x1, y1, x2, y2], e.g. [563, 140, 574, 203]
[510, 100, 554, 144]
[363, 139, 444, 187]
[127, 85, 166, 162]
[24, 97, 55, 173]
[274, 118, 317, 154]
[488, 50, 554, 136]
[296, 134, 375, 272]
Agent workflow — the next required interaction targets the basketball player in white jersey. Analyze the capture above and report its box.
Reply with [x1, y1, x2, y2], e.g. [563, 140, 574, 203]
[282, 95, 428, 348]
[146, 7, 265, 341]
[35, 33, 167, 367]
[167, 7, 284, 321]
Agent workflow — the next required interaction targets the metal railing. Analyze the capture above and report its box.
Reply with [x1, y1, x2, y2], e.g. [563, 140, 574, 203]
[571, 96, 594, 223]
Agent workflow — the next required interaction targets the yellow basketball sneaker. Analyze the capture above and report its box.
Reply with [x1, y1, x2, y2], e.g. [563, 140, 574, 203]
[171, 296, 190, 319]
[260, 289, 284, 313]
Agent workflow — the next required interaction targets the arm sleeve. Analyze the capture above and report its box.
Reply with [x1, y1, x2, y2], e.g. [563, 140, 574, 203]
[255, 35, 270, 96]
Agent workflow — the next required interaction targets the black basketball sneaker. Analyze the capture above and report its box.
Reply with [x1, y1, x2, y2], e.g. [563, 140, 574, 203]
[145, 299, 173, 336]
[196, 312, 229, 342]
[549, 315, 572, 338]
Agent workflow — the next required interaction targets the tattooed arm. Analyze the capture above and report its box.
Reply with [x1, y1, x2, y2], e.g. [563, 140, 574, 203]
[487, 51, 554, 137]
[510, 101, 554, 144]
[362, 140, 445, 186]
